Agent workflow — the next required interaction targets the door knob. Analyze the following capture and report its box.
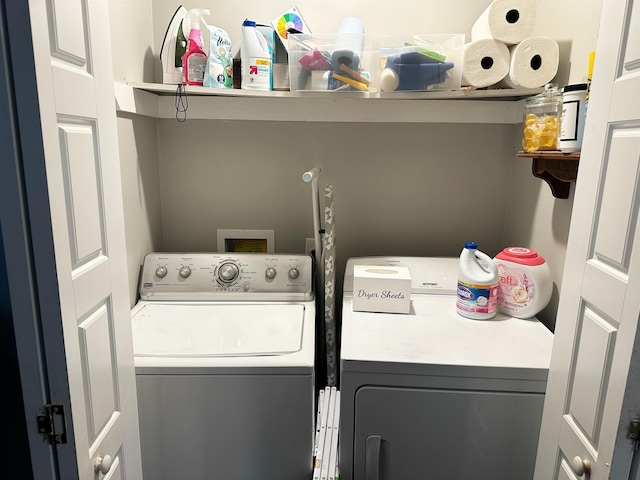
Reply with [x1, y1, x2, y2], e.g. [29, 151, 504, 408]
[571, 456, 591, 476]
[94, 454, 113, 474]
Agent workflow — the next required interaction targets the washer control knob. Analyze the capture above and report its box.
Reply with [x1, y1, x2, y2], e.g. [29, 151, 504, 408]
[265, 267, 277, 279]
[155, 266, 168, 278]
[219, 263, 239, 283]
[179, 266, 192, 278]
[288, 268, 300, 280]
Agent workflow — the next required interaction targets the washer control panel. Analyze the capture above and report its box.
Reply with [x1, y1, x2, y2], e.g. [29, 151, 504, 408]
[139, 253, 314, 301]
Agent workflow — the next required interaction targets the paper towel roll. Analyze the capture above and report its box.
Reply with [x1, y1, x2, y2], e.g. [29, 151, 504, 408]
[471, 0, 537, 45]
[461, 39, 510, 88]
[501, 36, 559, 88]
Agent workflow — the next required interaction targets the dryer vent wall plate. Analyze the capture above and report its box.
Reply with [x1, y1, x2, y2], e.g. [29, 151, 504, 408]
[217, 229, 275, 253]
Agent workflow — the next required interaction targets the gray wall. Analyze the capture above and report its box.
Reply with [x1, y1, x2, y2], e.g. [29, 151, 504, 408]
[117, 114, 163, 306]
[156, 119, 515, 287]
[110, 0, 604, 330]
[502, 135, 576, 330]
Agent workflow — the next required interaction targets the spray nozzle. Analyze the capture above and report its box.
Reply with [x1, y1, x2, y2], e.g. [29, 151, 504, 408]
[182, 8, 210, 49]
[184, 8, 210, 36]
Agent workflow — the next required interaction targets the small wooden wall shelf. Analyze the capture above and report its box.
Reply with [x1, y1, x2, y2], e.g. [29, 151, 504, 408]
[517, 151, 580, 199]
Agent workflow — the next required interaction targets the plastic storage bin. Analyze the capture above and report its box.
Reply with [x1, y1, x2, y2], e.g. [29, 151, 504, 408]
[288, 33, 380, 94]
[379, 34, 464, 92]
[522, 83, 563, 152]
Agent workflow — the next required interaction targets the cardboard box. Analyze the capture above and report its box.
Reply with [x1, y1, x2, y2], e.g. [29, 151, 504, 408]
[352, 265, 412, 314]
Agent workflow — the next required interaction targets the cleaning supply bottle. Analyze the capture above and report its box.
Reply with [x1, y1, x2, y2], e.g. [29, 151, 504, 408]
[494, 247, 552, 319]
[241, 19, 272, 91]
[456, 242, 499, 320]
[181, 9, 210, 86]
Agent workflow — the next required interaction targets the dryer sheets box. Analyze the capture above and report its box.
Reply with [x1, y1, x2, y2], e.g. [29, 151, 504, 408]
[352, 265, 411, 314]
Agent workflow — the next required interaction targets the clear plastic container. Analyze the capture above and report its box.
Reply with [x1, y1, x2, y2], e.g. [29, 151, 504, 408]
[522, 83, 562, 152]
[379, 34, 464, 92]
[288, 33, 380, 94]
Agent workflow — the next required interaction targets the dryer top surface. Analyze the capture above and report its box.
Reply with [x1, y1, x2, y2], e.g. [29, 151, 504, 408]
[341, 293, 553, 376]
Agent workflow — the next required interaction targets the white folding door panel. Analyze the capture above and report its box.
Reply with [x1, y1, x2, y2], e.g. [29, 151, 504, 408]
[28, 0, 142, 477]
[534, 0, 640, 478]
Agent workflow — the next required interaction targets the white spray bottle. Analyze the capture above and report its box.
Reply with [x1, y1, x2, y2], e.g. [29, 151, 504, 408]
[181, 9, 210, 85]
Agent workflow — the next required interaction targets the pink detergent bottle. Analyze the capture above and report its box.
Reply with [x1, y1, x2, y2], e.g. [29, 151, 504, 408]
[494, 247, 552, 319]
[181, 9, 210, 86]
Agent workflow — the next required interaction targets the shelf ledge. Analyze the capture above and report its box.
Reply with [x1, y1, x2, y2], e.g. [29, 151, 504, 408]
[114, 81, 542, 124]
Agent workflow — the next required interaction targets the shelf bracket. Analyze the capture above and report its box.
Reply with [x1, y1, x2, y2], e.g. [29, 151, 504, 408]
[518, 151, 580, 199]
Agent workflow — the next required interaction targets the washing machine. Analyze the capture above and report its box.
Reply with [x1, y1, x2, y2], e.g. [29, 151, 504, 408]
[339, 257, 554, 480]
[131, 253, 315, 480]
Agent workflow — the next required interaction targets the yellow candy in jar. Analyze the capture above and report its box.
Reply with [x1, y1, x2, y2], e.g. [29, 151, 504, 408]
[525, 113, 538, 126]
[522, 114, 559, 152]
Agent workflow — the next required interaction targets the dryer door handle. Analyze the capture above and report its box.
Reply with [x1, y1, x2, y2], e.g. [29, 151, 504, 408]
[365, 435, 382, 480]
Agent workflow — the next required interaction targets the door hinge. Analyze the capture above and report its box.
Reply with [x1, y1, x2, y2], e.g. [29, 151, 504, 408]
[629, 418, 640, 450]
[37, 404, 68, 444]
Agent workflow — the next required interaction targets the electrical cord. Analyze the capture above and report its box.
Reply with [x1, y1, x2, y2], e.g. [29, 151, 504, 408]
[175, 84, 188, 122]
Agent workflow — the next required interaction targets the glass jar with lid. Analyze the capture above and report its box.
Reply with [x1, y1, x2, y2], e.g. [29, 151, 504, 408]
[522, 83, 562, 152]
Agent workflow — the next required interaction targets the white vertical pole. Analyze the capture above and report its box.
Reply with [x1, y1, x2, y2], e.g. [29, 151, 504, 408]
[302, 167, 322, 262]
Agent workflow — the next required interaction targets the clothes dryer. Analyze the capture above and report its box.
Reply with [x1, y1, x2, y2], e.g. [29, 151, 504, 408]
[339, 257, 553, 480]
[131, 253, 315, 480]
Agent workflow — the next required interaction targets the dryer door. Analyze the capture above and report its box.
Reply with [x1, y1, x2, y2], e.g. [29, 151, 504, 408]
[353, 385, 544, 480]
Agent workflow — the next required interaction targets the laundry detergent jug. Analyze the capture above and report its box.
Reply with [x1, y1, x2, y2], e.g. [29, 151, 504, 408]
[494, 247, 552, 318]
[456, 242, 499, 320]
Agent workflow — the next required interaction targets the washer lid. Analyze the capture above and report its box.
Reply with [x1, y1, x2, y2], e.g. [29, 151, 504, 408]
[132, 303, 305, 357]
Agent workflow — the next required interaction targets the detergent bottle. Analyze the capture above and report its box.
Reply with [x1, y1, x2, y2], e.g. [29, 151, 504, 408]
[241, 19, 271, 90]
[181, 9, 210, 86]
[456, 242, 499, 320]
[494, 247, 552, 318]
